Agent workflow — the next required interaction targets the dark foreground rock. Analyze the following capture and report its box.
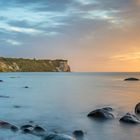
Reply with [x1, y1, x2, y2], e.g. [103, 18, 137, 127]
[43, 133, 76, 140]
[124, 78, 139, 81]
[87, 107, 114, 119]
[120, 113, 140, 124]
[135, 102, 140, 114]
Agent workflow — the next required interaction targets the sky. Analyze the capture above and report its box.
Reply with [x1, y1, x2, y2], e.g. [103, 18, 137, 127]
[0, 0, 140, 72]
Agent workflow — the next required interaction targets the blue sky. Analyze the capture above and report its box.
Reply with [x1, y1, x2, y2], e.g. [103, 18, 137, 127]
[0, 0, 140, 71]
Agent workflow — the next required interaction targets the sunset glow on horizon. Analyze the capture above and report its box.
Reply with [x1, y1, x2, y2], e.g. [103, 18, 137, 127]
[0, 0, 140, 72]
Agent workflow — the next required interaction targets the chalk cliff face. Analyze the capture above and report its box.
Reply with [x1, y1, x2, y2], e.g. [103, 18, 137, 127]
[0, 57, 70, 72]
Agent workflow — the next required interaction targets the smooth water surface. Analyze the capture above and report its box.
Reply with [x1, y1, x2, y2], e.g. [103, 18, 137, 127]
[0, 72, 140, 140]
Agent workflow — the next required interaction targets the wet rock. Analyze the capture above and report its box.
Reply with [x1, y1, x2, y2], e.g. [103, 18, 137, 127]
[135, 102, 140, 114]
[73, 130, 84, 137]
[21, 124, 45, 136]
[43, 132, 76, 140]
[22, 128, 33, 134]
[21, 124, 34, 130]
[34, 125, 45, 132]
[87, 108, 114, 119]
[124, 78, 139, 81]
[101, 107, 113, 111]
[120, 113, 140, 124]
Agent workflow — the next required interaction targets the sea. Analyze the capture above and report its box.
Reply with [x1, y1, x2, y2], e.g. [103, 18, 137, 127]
[0, 72, 140, 140]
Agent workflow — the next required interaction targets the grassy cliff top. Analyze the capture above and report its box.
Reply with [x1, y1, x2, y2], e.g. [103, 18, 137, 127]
[0, 57, 70, 72]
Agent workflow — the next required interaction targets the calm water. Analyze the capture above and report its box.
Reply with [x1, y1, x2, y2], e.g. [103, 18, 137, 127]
[0, 72, 140, 140]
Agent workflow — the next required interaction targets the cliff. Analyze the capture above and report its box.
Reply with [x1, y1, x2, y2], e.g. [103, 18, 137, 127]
[0, 57, 70, 72]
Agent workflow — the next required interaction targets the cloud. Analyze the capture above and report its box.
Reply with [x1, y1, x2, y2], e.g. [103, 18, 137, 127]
[5, 39, 22, 46]
[74, 0, 97, 5]
[111, 52, 140, 61]
[0, 23, 43, 35]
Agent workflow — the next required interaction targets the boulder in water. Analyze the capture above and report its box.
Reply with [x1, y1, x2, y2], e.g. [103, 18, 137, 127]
[87, 107, 114, 119]
[124, 78, 139, 81]
[135, 102, 140, 114]
[120, 113, 140, 124]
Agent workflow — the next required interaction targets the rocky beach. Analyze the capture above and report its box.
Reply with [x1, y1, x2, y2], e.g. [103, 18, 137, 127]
[0, 72, 140, 140]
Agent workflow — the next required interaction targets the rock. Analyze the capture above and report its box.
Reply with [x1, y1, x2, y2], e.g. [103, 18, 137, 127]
[21, 124, 45, 136]
[0, 121, 18, 132]
[124, 78, 139, 81]
[120, 113, 140, 124]
[20, 124, 34, 130]
[0, 121, 12, 128]
[87, 108, 114, 119]
[24, 86, 29, 88]
[73, 130, 84, 137]
[135, 102, 140, 114]
[0, 95, 10, 98]
[101, 107, 113, 111]
[22, 128, 33, 134]
[28, 120, 34, 123]
[34, 125, 45, 132]
[13, 105, 21, 108]
[10, 125, 19, 132]
[0, 80, 3, 82]
[43, 132, 76, 140]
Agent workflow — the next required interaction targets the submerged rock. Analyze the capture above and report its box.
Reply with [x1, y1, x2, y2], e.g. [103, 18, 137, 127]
[43, 133, 76, 140]
[0, 80, 3, 82]
[135, 102, 140, 114]
[13, 105, 21, 108]
[87, 107, 114, 119]
[73, 130, 84, 137]
[24, 86, 29, 88]
[120, 113, 140, 124]
[21, 124, 45, 136]
[0, 95, 10, 98]
[124, 78, 139, 81]
[0, 121, 18, 132]
[0, 121, 13, 128]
